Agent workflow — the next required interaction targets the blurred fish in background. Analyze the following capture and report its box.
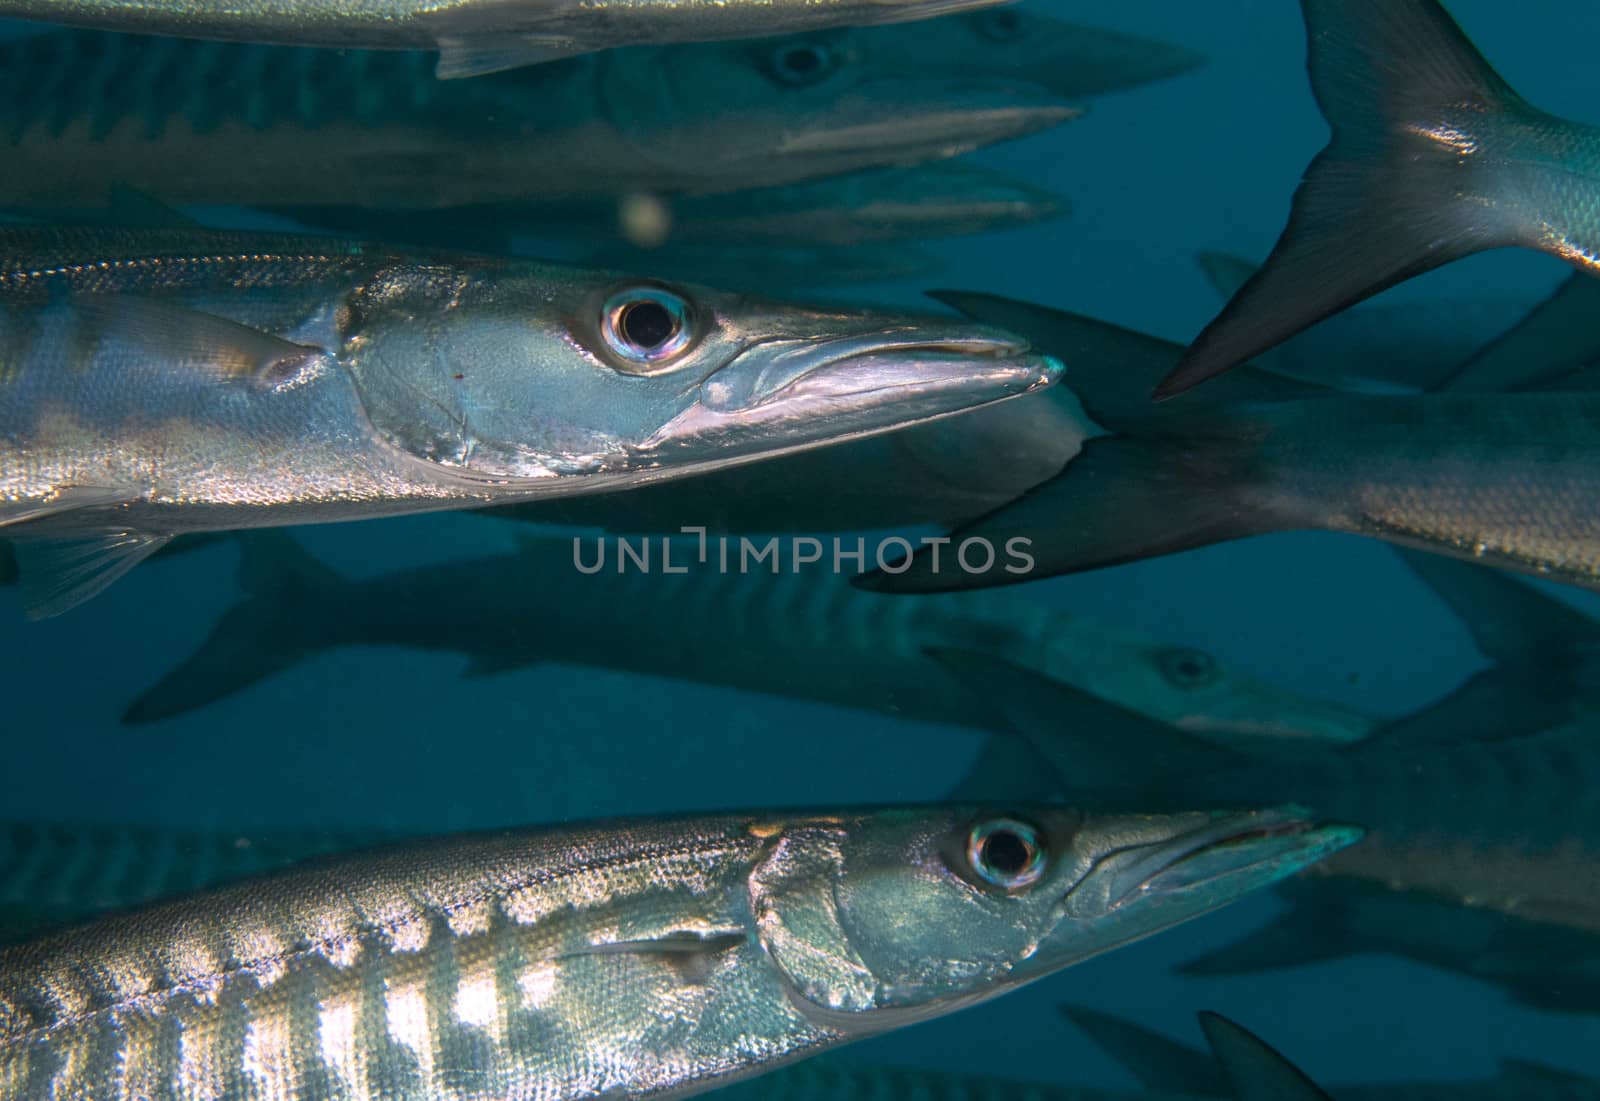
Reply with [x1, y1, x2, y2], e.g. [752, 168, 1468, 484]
[115, 531, 1369, 745]
[0, 10, 1200, 213]
[0, 0, 1021, 77]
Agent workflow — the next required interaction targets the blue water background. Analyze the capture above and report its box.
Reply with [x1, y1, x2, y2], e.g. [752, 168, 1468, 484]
[4, 0, 1600, 1088]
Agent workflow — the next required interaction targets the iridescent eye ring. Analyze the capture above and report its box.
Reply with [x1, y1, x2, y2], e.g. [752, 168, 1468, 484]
[966, 818, 1047, 892]
[601, 286, 695, 367]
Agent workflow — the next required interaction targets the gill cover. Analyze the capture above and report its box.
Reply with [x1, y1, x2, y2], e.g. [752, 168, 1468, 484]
[751, 822, 881, 1016]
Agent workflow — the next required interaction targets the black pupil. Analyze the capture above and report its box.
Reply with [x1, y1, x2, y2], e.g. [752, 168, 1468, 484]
[1179, 659, 1202, 678]
[621, 300, 676, 350]
[783, 47, 823, 75]
[981, 829, 1031, 878]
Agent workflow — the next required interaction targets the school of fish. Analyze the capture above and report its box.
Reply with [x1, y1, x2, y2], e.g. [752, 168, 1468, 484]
[2, 0, 1599, 1098]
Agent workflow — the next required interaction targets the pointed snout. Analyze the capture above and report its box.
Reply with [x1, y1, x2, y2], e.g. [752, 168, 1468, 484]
[639, 321, 1061, 464]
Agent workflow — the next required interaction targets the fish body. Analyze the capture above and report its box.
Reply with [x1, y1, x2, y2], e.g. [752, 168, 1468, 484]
[0, 226, 1057, 616]
[294, 162, 1070, 253]
[0, 820, 390, 944]
[119, 531, 1373, 746]
[0, 804, 1353, 1101]
[0, 11, 1201, 212]
[865, 295, 1600, 594]
[1162, 0, 1600, 396]
[0, 0, 1013, 77]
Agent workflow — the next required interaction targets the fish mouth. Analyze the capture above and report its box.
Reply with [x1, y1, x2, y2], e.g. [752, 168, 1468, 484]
[636, 328, 1061, 467]
[776, 99, 1082, 163]
[1097, 807, 1361, 908]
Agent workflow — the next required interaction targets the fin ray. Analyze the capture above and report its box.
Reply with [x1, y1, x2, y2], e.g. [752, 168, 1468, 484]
[434, 34, 587, 79]
[14, 529, 173, 619]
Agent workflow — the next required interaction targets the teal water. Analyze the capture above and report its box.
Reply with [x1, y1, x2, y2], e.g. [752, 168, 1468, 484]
[4, 0, 1600, 1093]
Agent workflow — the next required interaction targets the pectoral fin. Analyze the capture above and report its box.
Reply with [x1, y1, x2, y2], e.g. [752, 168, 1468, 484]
[566, 930, 748, 958]
[0, 487, 140, 531]
[562, 930, 748, 985]
[13, 528, 174, 619]
[76, 298, 323, 388]
[434, 34, 589, 79]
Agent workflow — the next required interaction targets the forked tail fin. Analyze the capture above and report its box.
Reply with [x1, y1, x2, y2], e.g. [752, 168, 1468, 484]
[1160, 0, 1579, 397]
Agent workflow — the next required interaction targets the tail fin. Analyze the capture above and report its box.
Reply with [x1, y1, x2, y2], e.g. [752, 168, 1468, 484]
[122, 531, 341, 725]
[1198, 1014, 1333, 1101]
[1159, 0, 1547, 398]
[1061, 1007, 1229, 1096]
[859, 426, 1281, 594]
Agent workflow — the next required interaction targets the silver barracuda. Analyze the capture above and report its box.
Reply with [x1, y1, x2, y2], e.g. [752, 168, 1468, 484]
[0, 0, 1014, 78]
[0, 804, 1356, 1101]
[114, 532, 1372, 744]
[0, 9, 1206, 213]
[0, 227, 1059, 617]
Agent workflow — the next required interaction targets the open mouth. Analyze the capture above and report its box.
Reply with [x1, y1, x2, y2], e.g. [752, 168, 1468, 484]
[776, 102, 1083, 158]
[1105, 807, 1363, 906]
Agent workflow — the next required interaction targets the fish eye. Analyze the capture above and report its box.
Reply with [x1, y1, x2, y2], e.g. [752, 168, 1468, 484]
[768, 41, 836, 86]
[1160, 647, 1220, 689]
[965, 817, 1047, 893]
[600, 286, 695, 370]
[971, 7, 1025, 41]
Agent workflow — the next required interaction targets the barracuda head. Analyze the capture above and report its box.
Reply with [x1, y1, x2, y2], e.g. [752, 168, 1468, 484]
[341, 261, 1059, 492]
[594, 9, 1200, 192]
[752, 806, 1358, 1032]
[597, 26, 1081, 191]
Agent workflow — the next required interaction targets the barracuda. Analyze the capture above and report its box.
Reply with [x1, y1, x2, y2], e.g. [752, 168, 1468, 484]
[0, 0, 1015, 78]
[0, 226, 1057, 617]
[113, 531, 1372, 744]
[0, 804, 1355, 1101]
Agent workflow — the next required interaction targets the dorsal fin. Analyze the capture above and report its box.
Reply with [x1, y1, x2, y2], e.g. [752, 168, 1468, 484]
[1061, 1006, 1228, 1095]
[1437, 273, 1600, 392]
[926, 647, 1243, 795]
[1395, 547, 1600, 662]
[1199, 1013, 1334, 1101]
